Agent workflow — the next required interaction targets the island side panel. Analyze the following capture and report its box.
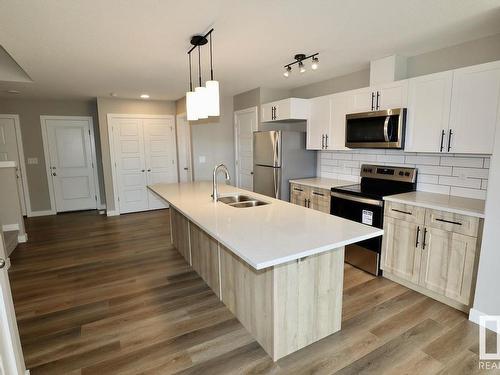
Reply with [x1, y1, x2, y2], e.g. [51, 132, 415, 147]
[170, 207, 191, 263]
[189, 223, 221, 298]
[219, 245, 274, 358]
[273, 247, 344, 360]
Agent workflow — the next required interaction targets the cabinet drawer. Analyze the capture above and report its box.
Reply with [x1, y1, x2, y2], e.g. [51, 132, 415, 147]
[425, 209, 480, 237]
[384, 201, 425, 224]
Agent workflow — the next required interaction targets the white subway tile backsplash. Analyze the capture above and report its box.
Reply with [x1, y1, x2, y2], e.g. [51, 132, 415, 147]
[452, 167, 490, 179]
[438, 176, 482, 189]
[319, 150, 490, 200]
[417, 183, 451, 195]
[450, 187, 487, 200]
[405, 155, 441, 165]
[440, 156, 484, 168]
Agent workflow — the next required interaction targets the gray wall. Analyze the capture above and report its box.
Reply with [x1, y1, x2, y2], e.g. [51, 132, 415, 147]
[291, 33, 500, 99]
[96, 97, 176, 211]
[189, 96, 235, 181]
[0, 98, 101, 212]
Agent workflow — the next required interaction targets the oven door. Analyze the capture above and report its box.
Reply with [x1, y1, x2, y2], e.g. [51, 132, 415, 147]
[345, 108, 406, 149]
[330, 192, 384, 275]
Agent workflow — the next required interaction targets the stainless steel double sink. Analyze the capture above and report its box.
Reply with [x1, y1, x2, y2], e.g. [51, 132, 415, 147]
[217, 194, 269, 208]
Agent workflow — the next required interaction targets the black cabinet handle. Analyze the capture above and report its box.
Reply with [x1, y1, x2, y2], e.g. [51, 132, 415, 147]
[308, 199, 311, 208]
[293, 187, 303, 192]
[376, 91, 380, 110]
[440, 130, 445, 152]
[321, 134, 325, 149]
[312, 191, 324, 197]
[415, 226, 421, 248]
[435, 218, 462, 226]
[371, 92, 375, 111]
[422, 228, 428, 250]
[447, 129, 453, 152]
[304, 198, 307, 206]
[325, 134, 329, 149]
[391, 208, 412, 215]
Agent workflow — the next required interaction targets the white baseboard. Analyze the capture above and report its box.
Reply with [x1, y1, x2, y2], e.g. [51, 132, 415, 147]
[28, 210, 56, 217]
[99, 204, 107, 210]
[106, 210, 119, 217]
[2, 224, 19, 231]
[469, 307, 499, 332]
[18, 233, 28, 243]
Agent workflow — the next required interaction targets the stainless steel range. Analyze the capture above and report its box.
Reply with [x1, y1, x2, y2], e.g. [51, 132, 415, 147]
[330, 164, 417, 275]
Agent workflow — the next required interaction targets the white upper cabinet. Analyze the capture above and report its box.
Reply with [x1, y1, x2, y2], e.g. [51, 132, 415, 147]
[261, 98, 310, 122]
[448, 61, 500, 154]
[330, 92, 350, 150]
[405, 71, 453, 152]
[347, 81, 408, 114]
[307, 95, 331, 150]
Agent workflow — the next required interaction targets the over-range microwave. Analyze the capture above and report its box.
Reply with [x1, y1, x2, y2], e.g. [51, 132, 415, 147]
[345, 108, 407, 149]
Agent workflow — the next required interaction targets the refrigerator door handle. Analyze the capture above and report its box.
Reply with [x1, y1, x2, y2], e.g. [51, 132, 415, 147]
[273, 132, 281, 167]
[273, 167, 279, 199]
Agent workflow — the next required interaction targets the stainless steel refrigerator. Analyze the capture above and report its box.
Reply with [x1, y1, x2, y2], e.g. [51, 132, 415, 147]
[253, 130, 317, 202]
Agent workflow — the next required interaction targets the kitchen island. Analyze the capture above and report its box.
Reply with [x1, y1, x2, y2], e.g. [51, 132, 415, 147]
[149, 182, 383, 361]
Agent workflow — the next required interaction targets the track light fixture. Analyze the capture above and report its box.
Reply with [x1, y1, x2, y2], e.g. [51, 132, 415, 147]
[283, 53, 319, 78]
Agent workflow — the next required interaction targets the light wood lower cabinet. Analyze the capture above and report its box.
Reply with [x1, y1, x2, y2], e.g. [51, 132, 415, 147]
[169, 207, 344, 361]
[189, 223, 220, 297]
[290, 183, 330, 213]
[382, 202, 482, 311]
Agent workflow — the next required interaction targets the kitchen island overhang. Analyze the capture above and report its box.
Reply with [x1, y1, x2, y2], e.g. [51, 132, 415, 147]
[149, 182, 383, 361]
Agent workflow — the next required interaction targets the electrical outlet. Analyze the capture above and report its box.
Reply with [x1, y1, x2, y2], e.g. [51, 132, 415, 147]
[27, 157, 38, 165]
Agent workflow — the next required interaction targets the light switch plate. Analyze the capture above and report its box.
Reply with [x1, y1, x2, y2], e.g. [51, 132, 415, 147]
[27, 157, 38, 165]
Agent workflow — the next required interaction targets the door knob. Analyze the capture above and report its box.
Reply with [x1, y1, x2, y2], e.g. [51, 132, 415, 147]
[0, 258, 5, 269]
[52, 172, 57, 176]
[141, 169, 145, 172]
[147, 169, 151, 172]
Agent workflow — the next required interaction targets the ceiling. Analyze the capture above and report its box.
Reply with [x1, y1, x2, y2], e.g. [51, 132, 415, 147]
[0, 0, 500, 101]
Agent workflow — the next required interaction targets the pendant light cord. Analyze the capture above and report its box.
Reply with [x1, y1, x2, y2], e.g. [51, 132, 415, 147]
[188, 53, 193, 91]
[198, 46, 202, 87]
[209, 33, 214, 80]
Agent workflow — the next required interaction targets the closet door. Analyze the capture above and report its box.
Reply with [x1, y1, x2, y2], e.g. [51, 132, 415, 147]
[143, 118, 178, 209]
[113, 118, 149, 213]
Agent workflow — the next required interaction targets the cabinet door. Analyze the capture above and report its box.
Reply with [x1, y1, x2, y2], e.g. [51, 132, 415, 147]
[309, 188, 330, 213]
[448, 61, 500, 154]
[348, 87, 374, 113]
[290, 184, 308, 206]
[419, 228, 477, 305]
[273, 99, 290, 121]
[307, 95, 331, 150]
[405, 71, 453, 152]
[381, 216, 422, 284]
[377, 81, 408, 110]
[330, 92, 349, 150]
[261, 102, 274, 122]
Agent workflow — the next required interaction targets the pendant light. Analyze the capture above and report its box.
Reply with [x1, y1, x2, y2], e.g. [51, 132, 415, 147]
[195, 45, 208, 119]
[205, 32, 220, 116]
[186, 53, 198, 121]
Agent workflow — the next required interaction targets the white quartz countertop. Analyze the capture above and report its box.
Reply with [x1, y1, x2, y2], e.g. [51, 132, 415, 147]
[149, 182, 383, 270]
[384, 191, 486, 218]
[289, 177, 355, 190]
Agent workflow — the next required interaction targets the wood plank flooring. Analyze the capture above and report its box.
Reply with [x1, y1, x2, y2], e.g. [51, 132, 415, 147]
[8, 209, 499, 374]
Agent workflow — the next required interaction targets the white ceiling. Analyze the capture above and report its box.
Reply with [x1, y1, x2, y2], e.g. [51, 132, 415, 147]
[0, 0, 499, 101]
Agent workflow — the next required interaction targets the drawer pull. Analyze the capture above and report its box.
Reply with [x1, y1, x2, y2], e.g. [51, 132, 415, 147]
[312, 192, 325, 197]
[391, 208, 412, 215]
[415, 226, 420, 248]
[435, 218, 462, 226]
[293, 187, 303, 192]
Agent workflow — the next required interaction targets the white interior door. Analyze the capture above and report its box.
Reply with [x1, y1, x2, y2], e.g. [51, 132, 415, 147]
[235, 107, 258, 191]
[44, 118, 97, 212]
[176, 114, 193, 183]
[0, 234, 26, 375]
[0, 116, 27, 215]
[113, 118, 149, 214]
[143, 118, 178, 210]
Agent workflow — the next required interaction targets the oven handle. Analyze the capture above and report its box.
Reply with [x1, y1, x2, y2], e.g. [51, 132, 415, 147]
[383, 116, 390, 142]
[331, 192, 383, 207]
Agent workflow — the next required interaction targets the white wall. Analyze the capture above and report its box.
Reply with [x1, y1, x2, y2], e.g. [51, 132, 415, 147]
[190, 96, 235, 181]
[471, 122, 500, 323]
